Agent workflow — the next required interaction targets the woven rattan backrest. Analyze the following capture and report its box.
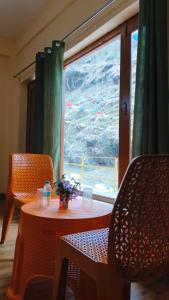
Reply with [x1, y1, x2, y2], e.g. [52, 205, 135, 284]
[10, 153, 54, 193]
[108, 155, 169, 282]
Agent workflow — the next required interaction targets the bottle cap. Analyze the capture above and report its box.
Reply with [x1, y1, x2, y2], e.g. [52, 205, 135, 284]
[45, 180, 50, 184]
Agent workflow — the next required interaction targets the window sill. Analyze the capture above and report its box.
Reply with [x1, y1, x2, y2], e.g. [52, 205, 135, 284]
[79, 189, 117, 204]
[93, 192, 117, 204]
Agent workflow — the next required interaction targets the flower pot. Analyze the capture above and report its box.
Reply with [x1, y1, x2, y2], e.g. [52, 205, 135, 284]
[59, 194, 70, 210]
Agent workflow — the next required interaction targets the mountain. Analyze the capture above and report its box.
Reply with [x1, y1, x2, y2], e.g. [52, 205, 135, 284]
[63, 35, 138, 191]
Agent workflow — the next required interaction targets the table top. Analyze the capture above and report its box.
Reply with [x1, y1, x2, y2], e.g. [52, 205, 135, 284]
[21, 197, 113, 220]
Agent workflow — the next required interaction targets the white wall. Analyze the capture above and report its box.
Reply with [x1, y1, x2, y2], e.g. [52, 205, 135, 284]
[0, 0, 138, 192]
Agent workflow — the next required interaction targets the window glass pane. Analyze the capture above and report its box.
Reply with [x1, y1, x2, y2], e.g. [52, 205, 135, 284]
[64, 36, 121, 197]
[130, 30, 138, 153]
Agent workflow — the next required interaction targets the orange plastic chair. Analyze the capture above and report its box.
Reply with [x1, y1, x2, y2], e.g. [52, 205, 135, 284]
[0, 153, 54, 244]
[53, 155, 169, 300]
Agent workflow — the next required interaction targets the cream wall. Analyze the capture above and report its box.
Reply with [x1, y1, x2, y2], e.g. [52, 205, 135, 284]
[0, 39, 27, 192]
[14, 0, 138, 74]
[0, 0, 138, 192]
[0, 37, 18, 192]
[0, 55, 12, 192]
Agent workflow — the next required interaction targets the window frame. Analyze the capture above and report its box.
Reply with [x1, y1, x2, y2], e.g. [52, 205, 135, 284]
[61, 15, 138, 201]
[119, 15, 138, 184]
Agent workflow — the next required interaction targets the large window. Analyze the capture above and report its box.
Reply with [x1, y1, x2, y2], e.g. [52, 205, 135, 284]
[63, 16, 138, 198]
[130, 30, 138, 154]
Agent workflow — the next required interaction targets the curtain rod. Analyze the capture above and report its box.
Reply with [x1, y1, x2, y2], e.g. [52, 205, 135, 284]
[13, 0, 116, 78]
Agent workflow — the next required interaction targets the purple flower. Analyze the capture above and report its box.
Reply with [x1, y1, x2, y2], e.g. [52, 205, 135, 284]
[55, 174, 81, 199]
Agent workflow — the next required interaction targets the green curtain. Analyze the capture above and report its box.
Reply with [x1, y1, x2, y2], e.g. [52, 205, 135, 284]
[132, 0, 169, 157]
[34, 41, 65, 181]
[33, 52, 45, 153]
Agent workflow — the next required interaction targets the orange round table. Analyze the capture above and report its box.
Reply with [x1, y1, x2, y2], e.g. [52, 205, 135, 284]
[7, 198, 112, 300]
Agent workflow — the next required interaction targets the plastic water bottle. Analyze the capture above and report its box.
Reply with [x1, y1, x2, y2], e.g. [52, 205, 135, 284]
[34, 188, 44, 209]
[43, 180, 52, 207]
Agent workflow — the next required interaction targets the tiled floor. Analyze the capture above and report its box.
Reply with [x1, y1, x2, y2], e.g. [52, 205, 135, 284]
[1, 201, 169, 299]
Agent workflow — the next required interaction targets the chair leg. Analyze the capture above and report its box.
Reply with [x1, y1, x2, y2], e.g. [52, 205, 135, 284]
[123, 282, 131, 300]
[97, 281, 108, 300]
[53, 255, 69, 300]
[77, 271, 97, 300]
[0, 198, 15, 244]
[97, 273, 129, 300]
[96, 272, 110, 300]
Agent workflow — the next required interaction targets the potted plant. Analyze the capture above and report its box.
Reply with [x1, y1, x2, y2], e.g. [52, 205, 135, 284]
[55, 174, 81, 209]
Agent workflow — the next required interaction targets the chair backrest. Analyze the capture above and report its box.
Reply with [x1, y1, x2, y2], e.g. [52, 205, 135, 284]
[9, 153, 54, 194]
[108, 155, 169, 282]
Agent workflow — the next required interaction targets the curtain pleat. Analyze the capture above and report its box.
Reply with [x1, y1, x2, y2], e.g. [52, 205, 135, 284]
[43, 41, 65, 181]
[132, 0, 169, 157]
[33, 52, 45, 153]
[34, 41, 65, 181]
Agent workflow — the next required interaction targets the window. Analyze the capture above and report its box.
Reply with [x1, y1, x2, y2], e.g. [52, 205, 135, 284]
[130, 30, 138, 153]
[63, 15, 138, 199]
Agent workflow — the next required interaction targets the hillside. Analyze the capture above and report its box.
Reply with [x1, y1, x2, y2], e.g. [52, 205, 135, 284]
[64, 33, 138, 192]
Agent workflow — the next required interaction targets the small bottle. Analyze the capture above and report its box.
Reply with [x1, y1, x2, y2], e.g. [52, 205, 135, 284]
[43, 180, 52, 207]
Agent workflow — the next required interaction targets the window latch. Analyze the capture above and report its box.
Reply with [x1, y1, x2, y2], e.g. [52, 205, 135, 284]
[121, 102, 128, 115]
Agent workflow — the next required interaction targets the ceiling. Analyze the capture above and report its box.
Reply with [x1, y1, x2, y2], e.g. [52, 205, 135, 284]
[0, 0, 49, 38]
